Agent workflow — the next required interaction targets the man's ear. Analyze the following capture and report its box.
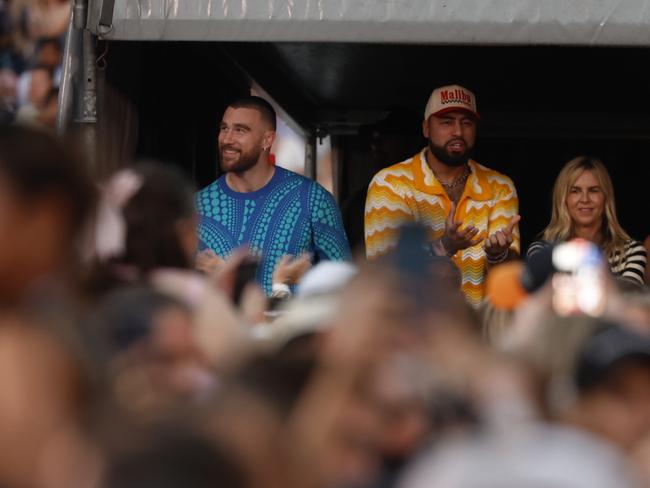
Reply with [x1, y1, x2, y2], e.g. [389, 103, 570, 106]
[422, 118, 429, 139]
[262, 130, 276, 151]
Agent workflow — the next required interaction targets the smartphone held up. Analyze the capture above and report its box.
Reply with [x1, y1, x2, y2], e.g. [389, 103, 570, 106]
[551, 239, 606, 317]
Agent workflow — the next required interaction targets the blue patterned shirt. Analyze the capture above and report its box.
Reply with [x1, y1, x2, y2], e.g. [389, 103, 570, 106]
[196, 166, 351, 294]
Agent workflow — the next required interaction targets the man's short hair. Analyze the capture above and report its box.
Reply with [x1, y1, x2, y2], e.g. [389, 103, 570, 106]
[227, 96, 277, 131]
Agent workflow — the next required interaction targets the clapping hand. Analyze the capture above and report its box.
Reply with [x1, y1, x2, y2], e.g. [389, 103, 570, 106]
[195, 249, 225, 276]
[441, 201, 483, 255]
[484, 215, 521, 259]
[272, 253, 312, 285]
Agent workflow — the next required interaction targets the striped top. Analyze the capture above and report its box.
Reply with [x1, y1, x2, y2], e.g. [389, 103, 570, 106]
[364, 149, 519, 307]
[527, 239, 647, 285]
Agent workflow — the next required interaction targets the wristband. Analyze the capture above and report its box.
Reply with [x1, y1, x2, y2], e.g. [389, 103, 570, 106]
[486, 248, 509, 265]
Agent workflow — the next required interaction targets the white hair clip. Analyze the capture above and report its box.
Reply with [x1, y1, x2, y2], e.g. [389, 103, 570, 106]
[90, 169, 144, 261]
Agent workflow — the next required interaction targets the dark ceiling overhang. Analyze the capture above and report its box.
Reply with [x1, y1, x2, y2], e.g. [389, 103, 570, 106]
[221, 42, 650, 139]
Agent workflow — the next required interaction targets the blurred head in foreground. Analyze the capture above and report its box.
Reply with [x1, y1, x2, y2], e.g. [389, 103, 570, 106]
[0, 124, 95, 304]
[87, 162, 197, 293]
[0, 315, 99, 488]
[565, 323, 650, 451]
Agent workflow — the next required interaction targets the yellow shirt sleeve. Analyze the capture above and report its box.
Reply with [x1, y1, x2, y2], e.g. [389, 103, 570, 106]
[364, 172, 415, 259]
[486, 175, 520, 255]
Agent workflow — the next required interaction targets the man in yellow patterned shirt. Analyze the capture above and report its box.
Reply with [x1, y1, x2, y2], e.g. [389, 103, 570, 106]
[364, 85, 520, 307]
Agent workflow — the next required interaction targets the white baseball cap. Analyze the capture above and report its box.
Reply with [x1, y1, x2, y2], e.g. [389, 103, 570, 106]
[424, 84, 479, 120]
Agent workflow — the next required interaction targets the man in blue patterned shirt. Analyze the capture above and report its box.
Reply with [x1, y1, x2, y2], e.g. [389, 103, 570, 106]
[195, 96, 350, 295]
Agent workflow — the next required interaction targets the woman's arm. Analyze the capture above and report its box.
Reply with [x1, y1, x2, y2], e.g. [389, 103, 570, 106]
[618, 241, 647, 285]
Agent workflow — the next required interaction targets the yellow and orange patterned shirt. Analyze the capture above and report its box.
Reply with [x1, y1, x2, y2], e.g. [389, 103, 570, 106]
[364, 149, 519, 307]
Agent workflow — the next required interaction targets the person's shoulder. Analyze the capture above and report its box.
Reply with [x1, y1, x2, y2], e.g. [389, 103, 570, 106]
[273, 167, 336, 205]
[196, 177, 224, 197]
[624, 238, 644, 247]
[273, 166, 317, 189]
[528, 239, 551, 246]
[274, 165, 304, 180]
[369, 155, 418, 189]
[527, 239, 552, 257]
[472, 161, 515, 186]
[623, 239, 646, 254]
[375, 156, 417, 179]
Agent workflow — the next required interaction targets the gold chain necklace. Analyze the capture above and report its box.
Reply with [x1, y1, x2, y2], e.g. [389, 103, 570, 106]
[437, 165, 470, 190]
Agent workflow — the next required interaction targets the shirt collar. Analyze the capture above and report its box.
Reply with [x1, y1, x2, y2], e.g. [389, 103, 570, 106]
[412, 148, 494, 201]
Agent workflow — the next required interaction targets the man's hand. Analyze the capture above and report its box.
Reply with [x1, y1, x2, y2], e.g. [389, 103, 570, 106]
[195, 249, 225, 276]
[272, 253, 312, 285]
[441, 201, 482, 255]
[484, 215, 521, 258]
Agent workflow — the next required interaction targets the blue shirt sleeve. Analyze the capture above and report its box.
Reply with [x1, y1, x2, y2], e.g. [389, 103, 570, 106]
[308, 182, 351, 261]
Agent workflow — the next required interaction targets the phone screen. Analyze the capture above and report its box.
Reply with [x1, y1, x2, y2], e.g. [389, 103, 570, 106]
[551, 239, 606, 317]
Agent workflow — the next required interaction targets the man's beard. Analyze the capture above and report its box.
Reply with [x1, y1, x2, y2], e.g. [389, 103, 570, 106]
[428, 139, 472, 167]
[219, 145, 262, 174]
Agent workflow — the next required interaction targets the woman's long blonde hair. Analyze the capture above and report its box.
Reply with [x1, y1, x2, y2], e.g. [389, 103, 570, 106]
[541, 156, 631, 258]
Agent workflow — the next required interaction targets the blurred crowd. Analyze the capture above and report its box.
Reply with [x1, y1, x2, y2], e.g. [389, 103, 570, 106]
[0, 123, 649, 488]
[0, 3, 647, 486]
[0, 0, 68, 129]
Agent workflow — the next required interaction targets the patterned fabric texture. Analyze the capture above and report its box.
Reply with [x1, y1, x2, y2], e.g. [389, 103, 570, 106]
[527, 239, 647, 285]
[365, 149, 519, 307]
[197, 166, 350, 295]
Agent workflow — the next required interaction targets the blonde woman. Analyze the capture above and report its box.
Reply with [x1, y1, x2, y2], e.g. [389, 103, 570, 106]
[527, 156, 646, 285]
